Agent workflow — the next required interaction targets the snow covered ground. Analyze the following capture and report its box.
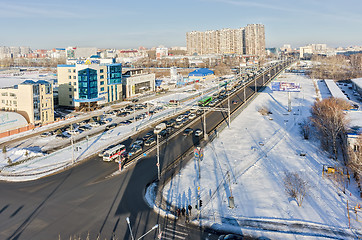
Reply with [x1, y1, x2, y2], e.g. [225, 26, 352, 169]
[160, 72, 362, 239]
[0, 79, 219, 181]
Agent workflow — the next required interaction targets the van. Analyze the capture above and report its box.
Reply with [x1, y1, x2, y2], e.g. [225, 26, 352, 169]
[154, 123, 166, 134]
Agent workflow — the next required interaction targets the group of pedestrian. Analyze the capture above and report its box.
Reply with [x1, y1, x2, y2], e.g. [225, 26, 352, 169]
[176, 205, 193, 223]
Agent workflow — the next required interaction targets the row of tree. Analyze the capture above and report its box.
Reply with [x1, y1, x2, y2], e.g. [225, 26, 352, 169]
[309, 54, 362, 80]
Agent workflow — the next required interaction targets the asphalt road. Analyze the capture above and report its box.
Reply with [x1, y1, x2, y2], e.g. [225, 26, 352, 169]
[0, 60, 293, 240]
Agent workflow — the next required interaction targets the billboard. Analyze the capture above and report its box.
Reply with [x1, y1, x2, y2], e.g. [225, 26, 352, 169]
[271, 81, 301, 92]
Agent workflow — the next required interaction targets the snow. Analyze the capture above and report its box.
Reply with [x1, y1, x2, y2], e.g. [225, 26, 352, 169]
[324, 79, 349, 101]
[0, 79, 220, 181]
[160, 72, 362, 239]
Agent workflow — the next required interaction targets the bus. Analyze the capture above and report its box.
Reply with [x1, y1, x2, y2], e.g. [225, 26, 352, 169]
[198, 96, 212, 107]
[103, 144, 126, 162]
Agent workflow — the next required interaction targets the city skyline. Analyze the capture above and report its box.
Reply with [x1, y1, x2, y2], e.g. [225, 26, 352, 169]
[1, 0, 361, 49]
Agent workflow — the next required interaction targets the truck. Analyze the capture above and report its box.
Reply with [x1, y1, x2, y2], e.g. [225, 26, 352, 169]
[154, 123, 166, 134]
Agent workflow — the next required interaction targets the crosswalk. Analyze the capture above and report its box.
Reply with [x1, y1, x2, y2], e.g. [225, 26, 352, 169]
[159, 223, 189, 240]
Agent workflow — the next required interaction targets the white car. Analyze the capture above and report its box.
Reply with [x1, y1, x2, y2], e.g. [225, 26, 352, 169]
[176, 115, 184, 122]
[194, 129, 203, 137]
[189, 113, 196, 119]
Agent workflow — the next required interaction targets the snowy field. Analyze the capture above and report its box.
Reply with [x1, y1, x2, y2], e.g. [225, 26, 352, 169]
[161, 72, 362, 239]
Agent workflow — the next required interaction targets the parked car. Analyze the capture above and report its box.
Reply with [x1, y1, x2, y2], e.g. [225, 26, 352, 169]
[105, 123, 118, 130]
[40, 132, 52, 137]
[183, 128, 193, 136]
[176, 115, 184, 122]
[166, 126, 174, 134]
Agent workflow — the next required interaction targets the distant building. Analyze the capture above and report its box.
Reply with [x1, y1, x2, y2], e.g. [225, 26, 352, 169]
[57, 59, 123, 110]
[0, 80, 54, 124]
[122, 69, 155, 99]
[186, 24, 265, 57]
[156, 47, 168, 59]
[188, 68, 214, 82]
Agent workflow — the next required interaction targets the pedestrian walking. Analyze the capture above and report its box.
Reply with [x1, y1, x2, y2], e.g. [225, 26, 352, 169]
[188, 205, 192, 215]
[177, 208, 181, 218]
[181, 207, 186, 217]
[185, 213, 190, 223]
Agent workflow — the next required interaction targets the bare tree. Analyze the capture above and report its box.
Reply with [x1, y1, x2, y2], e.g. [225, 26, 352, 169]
[300, 119, 311, 140]
[283, 171, 308, 207]
[310, 98, 350, 160]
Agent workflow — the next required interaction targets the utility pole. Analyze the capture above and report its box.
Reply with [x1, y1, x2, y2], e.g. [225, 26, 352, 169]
[71, 124, 74, 164]
[227, 92, 231, 128]
[203, 109, 208, 141]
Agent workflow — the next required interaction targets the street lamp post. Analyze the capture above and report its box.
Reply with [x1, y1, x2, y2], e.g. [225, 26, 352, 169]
[126, 217, 135, 240]
[227, 92, 231, 128]
[156, 134, 160, 180]
[137, 224, 159, 240]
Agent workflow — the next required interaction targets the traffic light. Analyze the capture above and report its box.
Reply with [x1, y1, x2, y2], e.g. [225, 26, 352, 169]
[199, 200, 203, 208]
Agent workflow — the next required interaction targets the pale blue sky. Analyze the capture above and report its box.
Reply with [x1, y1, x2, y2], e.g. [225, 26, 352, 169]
[1, 0, 361, 49]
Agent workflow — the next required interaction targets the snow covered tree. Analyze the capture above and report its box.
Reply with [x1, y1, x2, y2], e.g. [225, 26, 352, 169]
[310, 98, 350, 160]
[283, 171, 308, 207]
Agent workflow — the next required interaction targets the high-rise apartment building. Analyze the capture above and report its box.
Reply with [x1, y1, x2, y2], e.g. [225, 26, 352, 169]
[186, 24, 265, 57]
[244, 24, 265, 56]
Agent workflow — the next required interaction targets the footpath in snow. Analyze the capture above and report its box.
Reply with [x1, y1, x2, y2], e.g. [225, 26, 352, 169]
[151, 72, 362, 239]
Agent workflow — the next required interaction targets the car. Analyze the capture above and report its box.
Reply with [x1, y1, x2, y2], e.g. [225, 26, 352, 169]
[176, 115, 184, 122]
[105, 123, 118, 130]
[174, 121, 183, 128]
[143, 131, 154, 141]
[232, 100, 238, 105]
[189, 113, 196, 119]
[196, 109, 203, 115]
[194, 129, 203, 137]
[119, 120, 132, 125]
[89, 121, 100, 127]
[184, 111, 191, 117]
[129, 145, 142, 156]
[166, 126, 174, 134]
[158, 129, 168, 138]
[132, 139, 144, 148]
[131, 98, 139, 103]
[166, 119, 176, 127]
[190, 108, 197, 113]
[144, 137, 156, 146]
[183, 128, 193, 136]
[40, 132, 52, 137]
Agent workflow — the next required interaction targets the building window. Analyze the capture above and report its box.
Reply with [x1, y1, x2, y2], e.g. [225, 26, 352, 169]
[1, 92, 8, 96]
[100, 69, 104, 73]
[69, 95, 72, 98]
[70, 101, 72, 104]
[69, 82, 72, 85]
[100, 75, 104, 79]
[100, 87, 104, 91]
[100, 81, 104, 85]
[10, 93, 16, 97]
[73, 82, 77, 85]
[73, 76, 76, 79]
[68, 69, 71, 73]
[69, 88, 72, 91]
[69, 76, 71, 79]
[73, 69, 76, 73]
[74, 88, 77, 92]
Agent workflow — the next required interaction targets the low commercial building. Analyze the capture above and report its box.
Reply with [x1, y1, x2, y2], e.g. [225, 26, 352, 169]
[122, 69, 155, 99]
[0, 80, 54, 125]
[57, 59, 123, 110]
[188, 68, 215, 82]
[351, 78, 362, 96]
